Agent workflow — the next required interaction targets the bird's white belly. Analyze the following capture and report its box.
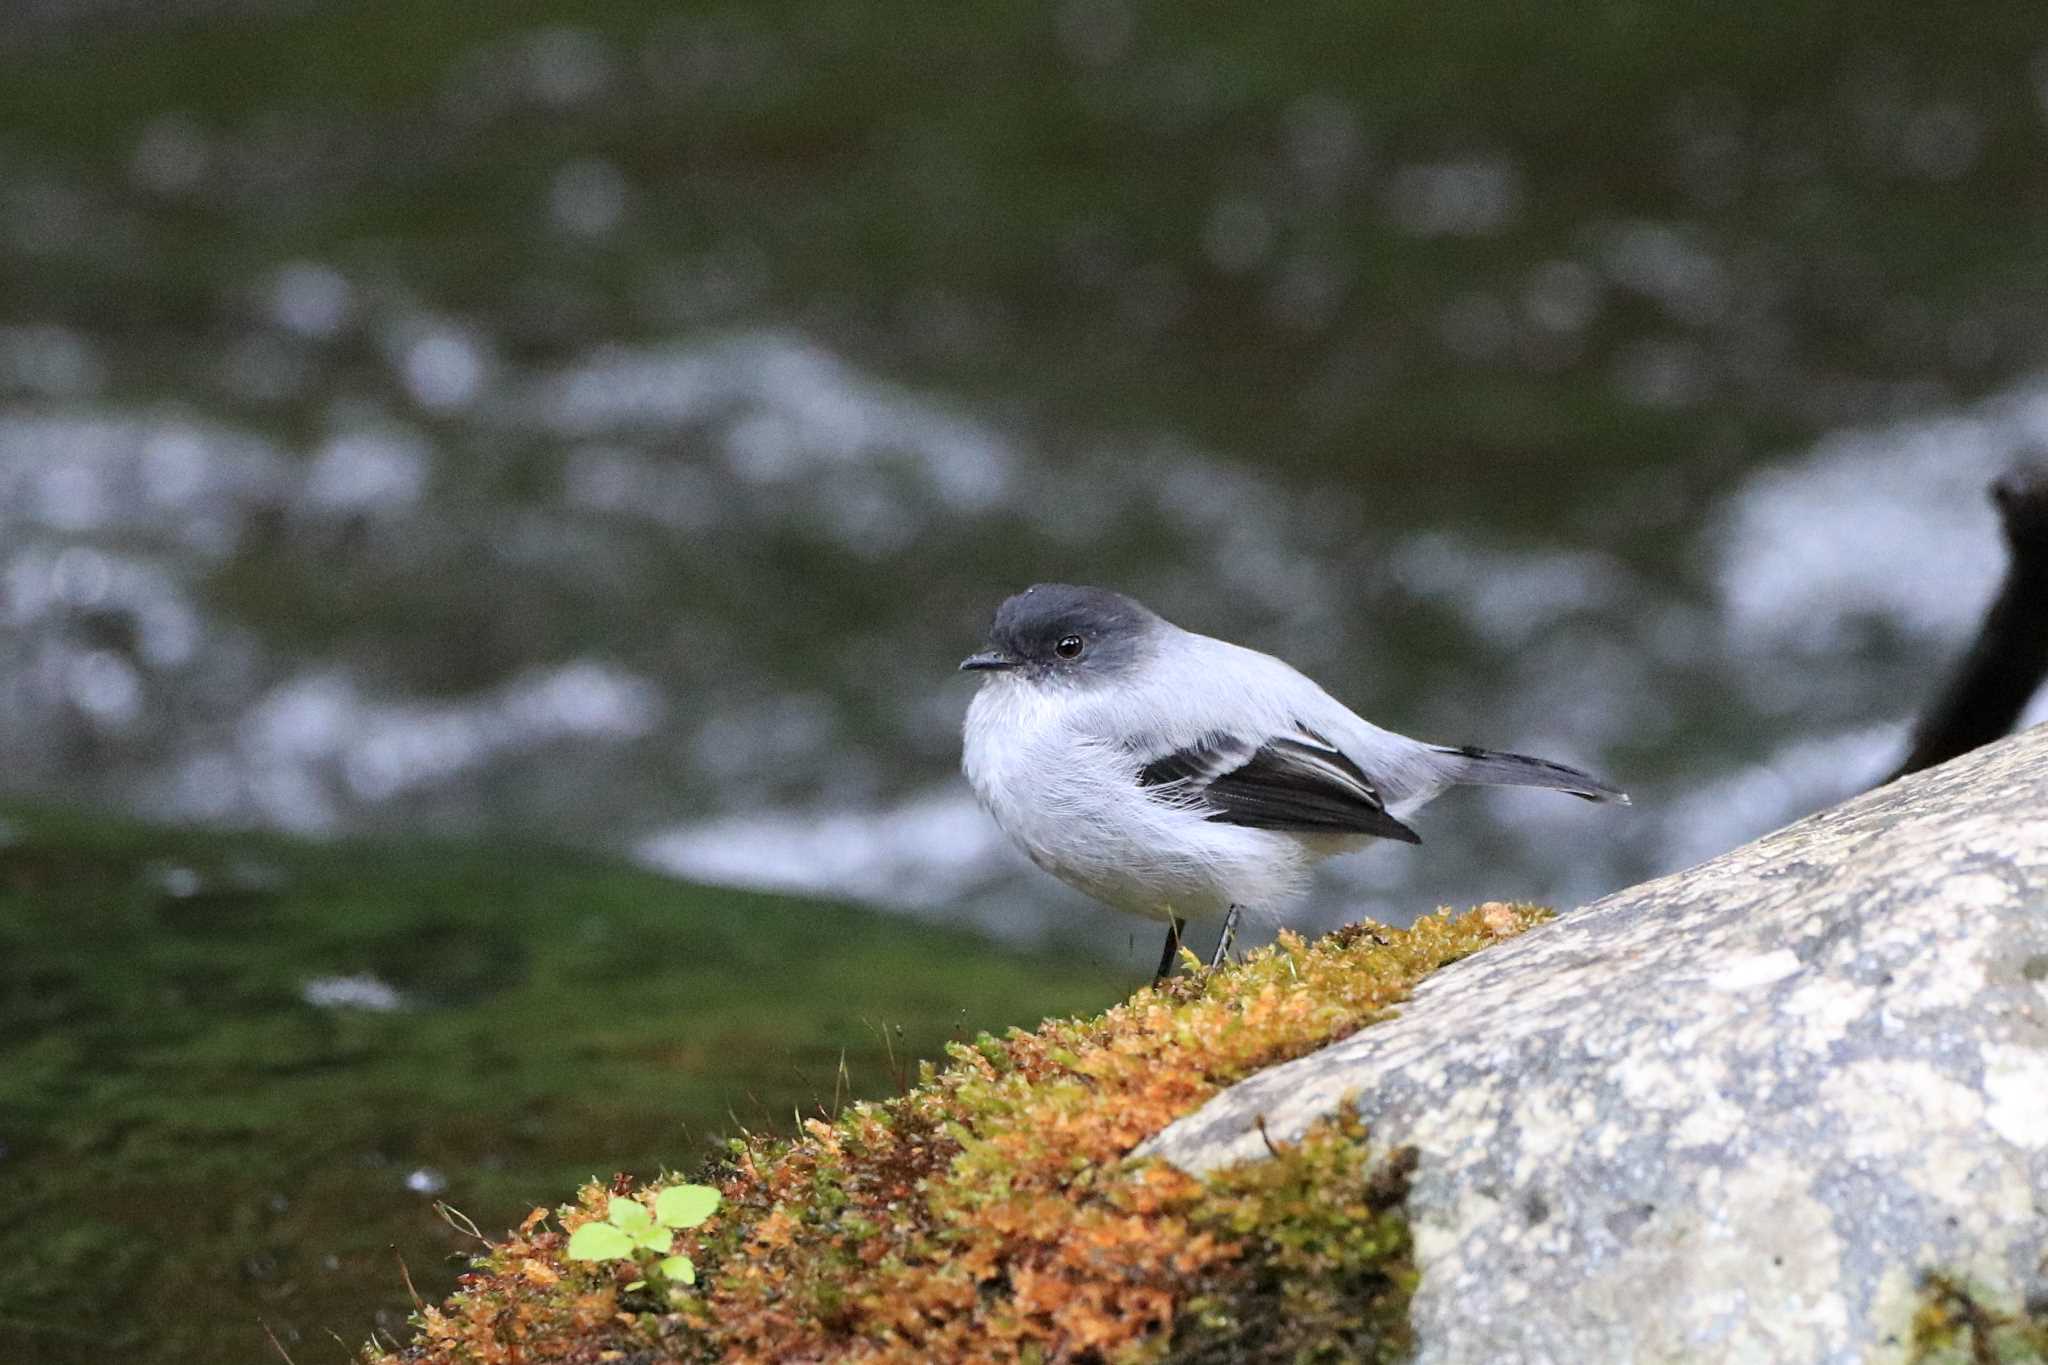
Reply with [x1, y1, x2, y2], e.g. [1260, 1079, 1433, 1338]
[963, 679, 1317, 921]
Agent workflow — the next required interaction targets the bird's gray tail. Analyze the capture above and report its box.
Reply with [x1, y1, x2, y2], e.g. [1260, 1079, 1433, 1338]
[1432, 744, 1630, 804]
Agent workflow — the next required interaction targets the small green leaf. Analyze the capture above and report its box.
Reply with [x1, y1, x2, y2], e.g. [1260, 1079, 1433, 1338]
[606, 1197, 653, 1233]
[638, 1227, 674, 1255]
[655, 1185, 720, 1229]
[657, 1254, 696, 1285]
[623, 1279, 646, 1292]
[565, 1222, 636, 1261]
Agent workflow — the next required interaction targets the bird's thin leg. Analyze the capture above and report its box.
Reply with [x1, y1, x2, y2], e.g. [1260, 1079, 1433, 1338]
[1209, 904, 1242, 970]
[1154, 915, 1186, 983]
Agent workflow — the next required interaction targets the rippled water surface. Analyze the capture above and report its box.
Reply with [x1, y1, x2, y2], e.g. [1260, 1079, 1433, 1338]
[6, 5, 2048, 950]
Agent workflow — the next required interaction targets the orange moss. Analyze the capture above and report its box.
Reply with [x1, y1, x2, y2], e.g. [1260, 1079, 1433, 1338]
[368, 905, 1548, 1365]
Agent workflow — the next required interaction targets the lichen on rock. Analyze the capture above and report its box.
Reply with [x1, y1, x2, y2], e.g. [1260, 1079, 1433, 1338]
[1910, 1271, 2048, 1364]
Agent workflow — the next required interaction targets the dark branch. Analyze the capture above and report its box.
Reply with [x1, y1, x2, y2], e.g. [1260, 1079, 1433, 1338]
[1890, 463, 2048, 781]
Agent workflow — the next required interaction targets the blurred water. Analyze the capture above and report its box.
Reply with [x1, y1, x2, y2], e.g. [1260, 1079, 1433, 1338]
[5, 334, 2042, 950]
[4, 2, 2047, 955]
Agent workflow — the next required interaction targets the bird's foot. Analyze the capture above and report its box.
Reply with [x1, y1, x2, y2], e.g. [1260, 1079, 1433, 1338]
[1207, 904, 1242, 970]
[1153, 915, 1187, 984]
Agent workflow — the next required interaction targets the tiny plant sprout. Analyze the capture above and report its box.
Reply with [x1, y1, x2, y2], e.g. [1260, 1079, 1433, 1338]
[566, 1184, 721, 1288]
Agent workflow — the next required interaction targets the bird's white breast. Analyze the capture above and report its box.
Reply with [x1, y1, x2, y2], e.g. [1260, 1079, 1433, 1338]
[962, 672, 1314, 921]
[961, 675, 1102, 880]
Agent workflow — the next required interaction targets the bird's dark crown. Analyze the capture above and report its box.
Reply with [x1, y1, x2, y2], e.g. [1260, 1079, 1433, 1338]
[983, 583, 1161, 671]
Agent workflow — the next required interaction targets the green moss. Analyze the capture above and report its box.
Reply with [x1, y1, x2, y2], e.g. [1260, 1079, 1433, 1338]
[0, 802, 1122, 1365]
[1168, 1113, 1417, 1365]
[1911, 1272, 2048, 1364]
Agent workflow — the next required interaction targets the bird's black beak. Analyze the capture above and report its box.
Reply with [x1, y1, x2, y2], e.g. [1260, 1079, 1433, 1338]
[959, 649, 1019, 672]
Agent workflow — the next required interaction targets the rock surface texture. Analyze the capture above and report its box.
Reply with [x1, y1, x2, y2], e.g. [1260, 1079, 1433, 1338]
[1141, 723, 2048, 1365]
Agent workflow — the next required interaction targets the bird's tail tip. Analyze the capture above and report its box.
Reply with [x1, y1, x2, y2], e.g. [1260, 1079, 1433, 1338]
[1434, 744, 1630, 805]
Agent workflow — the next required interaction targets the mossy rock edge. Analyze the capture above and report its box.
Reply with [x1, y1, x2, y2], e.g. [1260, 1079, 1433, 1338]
[369, 905, 1547, 1363]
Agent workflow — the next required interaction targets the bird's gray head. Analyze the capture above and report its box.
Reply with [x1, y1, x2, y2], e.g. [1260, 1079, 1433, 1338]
[960, 583, 1163, 683]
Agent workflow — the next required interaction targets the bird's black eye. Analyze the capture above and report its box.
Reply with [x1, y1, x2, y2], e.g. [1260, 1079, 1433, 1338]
[1055, 634, 1084, 659]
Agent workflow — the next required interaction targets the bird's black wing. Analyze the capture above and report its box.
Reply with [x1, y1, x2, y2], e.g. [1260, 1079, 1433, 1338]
[1134, 728, 1421, 844]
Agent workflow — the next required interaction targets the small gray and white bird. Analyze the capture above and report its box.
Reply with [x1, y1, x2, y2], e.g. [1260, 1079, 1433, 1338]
[959, 583, 1627, 980]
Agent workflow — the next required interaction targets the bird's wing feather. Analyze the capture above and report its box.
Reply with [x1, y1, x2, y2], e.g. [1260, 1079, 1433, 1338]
[1133, 726, 1422, 843]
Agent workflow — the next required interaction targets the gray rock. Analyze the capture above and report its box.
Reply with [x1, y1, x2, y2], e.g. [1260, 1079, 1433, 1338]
[1141, 723, 2048, 1364]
